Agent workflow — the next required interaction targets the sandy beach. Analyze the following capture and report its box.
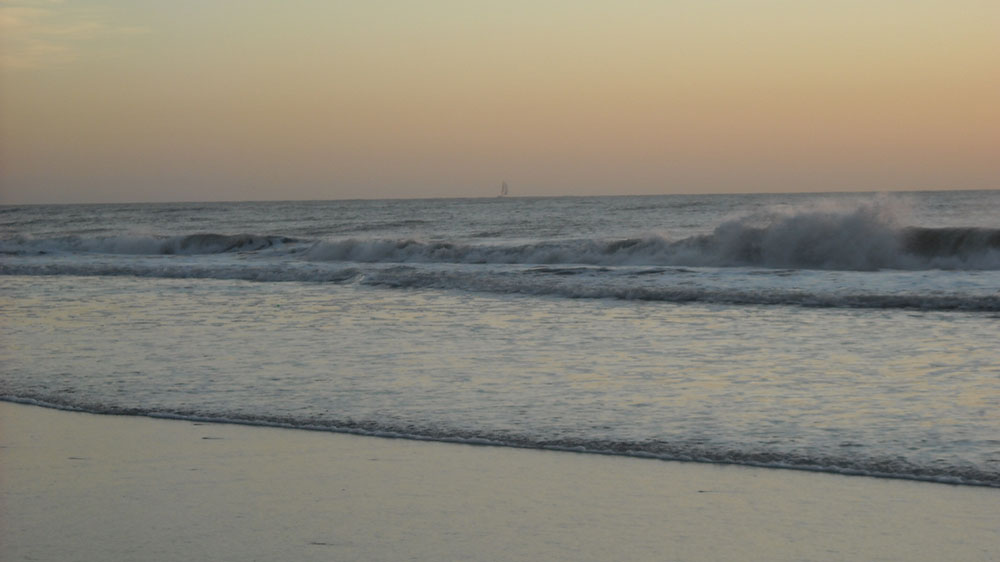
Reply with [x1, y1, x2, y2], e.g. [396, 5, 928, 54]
[1, 401, 996, 561]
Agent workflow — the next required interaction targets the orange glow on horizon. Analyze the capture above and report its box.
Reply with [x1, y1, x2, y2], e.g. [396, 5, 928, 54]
[1, 1, 997, 203]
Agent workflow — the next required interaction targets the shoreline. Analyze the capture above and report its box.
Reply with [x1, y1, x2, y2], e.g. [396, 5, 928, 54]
[3, 397, 994, 489]
[2, 401, 998, 561]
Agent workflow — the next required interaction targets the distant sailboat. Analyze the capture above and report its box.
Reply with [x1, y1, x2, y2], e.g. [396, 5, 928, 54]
[499, 181, 509, 197]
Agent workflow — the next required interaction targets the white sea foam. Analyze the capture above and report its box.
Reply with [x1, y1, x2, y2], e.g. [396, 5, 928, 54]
[2, 394, 996, 487]
[3, 192, 1000, 489]
[2, 258, 997, 311]
[4, 199, 997, 269]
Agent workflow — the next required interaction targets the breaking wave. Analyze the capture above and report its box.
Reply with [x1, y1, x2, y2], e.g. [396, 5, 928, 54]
[295, 228, 997, 270]
[3, 203, 998, 270]
[296, 200, 997, 270]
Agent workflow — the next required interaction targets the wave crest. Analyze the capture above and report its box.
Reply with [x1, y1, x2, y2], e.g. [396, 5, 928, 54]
[3, 201, 998, 270]
[1, 233, 297, 256]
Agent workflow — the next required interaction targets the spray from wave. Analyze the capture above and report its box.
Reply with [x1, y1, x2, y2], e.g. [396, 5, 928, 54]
[2, 199, 998, 270]
[301, 199, 999, 270]
[682, 199, 999, 270]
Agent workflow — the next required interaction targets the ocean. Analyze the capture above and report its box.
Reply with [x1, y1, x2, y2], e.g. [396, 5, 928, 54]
[1, 190, 998, 486]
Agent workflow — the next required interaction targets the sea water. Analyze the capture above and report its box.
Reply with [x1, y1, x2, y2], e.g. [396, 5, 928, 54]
[1, 191, 998, 486]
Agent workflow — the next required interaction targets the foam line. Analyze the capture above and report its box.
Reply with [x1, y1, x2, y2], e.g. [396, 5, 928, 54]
[2, 395, 996, 488]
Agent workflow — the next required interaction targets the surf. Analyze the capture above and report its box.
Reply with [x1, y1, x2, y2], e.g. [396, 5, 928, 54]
[4, 200, 998, 270]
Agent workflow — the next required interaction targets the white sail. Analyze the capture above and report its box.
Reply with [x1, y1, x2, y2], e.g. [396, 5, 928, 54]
[500, 181, 508, 197]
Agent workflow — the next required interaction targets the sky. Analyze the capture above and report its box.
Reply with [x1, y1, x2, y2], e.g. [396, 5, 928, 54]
[1, 0, 998, 204]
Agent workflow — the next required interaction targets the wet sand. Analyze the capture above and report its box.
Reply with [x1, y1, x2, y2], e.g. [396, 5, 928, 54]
[1, 401, 997, 561]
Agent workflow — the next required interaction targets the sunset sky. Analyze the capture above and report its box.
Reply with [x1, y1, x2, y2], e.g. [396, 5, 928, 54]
[1, 0, 997, 204]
